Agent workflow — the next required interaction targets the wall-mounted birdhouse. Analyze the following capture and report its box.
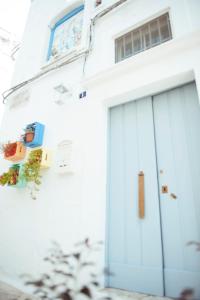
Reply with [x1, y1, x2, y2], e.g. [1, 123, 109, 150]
[4, 142, 26, 162]
[40, 148, 52, 169]
[24, 122, 45, 148]
[56, 140, 74, 174]
[27, 148, 51, 169]
[8, 164, 27, 188]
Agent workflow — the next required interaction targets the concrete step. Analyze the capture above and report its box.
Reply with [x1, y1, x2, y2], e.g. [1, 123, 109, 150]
[105, 288, 172, 300]
[0, 282, 172, 300]
[0, 281, 34, 300]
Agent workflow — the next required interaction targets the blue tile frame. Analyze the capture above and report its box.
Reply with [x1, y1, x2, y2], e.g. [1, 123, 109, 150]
[47, 4, 84, 60]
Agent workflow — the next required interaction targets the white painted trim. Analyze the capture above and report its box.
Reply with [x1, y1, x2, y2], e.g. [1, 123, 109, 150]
[103, 70, 195, 108]
[83, 29, 200, 87]
[41, 47, 81, 71]
[49, 0, 84, 29]
[112, 7, 171, 40]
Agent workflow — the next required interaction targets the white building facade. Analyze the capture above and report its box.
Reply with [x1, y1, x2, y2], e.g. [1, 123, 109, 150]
[0, 0, 200, 298]
[0, 27, 18, 120]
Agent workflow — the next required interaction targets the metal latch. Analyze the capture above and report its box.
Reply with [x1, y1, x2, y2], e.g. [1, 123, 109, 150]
[162, 185, 168, 193]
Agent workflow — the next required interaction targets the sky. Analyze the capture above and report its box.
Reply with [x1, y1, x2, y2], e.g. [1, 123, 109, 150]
[0, 0, 30, 39]
[0, 0, 30, 121]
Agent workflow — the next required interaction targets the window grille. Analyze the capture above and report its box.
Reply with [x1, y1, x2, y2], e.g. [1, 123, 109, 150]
[115, 13, 172, 63]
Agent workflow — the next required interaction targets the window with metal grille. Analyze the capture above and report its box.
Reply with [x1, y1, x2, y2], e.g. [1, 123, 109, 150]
[115, 13, 172, 63]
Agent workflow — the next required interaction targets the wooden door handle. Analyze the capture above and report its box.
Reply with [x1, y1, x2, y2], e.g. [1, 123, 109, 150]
[138, 171, 145, 219]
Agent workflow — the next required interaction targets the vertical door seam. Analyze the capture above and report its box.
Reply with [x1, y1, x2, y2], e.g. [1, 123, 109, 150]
[152, 96, 166, 296]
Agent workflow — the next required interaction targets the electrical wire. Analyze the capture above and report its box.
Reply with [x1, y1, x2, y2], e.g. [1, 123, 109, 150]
[2, 50, 88, 103]
[2, 0, 129, 104]
[93, 0, 128, 23]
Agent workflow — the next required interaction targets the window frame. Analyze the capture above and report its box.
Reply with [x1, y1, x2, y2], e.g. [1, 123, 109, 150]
[115, 11, 173, 63]
[47, 4, 84, 61]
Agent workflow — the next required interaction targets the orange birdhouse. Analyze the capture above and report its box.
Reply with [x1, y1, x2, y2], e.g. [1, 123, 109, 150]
[4, 142, 26, 162]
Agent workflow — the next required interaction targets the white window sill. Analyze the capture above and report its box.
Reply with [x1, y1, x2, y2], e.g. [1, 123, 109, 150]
[41, 46, 86, 71]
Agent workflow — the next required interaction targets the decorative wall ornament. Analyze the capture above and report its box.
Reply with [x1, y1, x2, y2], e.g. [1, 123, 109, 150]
[3, 141, 26, 162]
[0, 122, 51, 200]
[49, 8, 84, 60]
[23, 122, 45, 148]
[0, 164, 26, 188]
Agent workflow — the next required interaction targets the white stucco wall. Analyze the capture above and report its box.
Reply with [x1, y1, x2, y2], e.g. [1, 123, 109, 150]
[0, 0, 200, 291]
[0, 28, 16, 122]
[0, 53, 12, 121]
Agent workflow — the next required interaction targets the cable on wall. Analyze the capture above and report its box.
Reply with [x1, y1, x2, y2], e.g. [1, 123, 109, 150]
[2, 50, 88, 103]
[2, 0, 129, 104]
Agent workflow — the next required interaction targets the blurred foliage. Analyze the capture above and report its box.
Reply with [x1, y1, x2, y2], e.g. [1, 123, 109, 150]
[22, 239, 112, 300]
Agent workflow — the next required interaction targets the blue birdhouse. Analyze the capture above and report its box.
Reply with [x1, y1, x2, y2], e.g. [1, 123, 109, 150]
[24, 122, 45, 148]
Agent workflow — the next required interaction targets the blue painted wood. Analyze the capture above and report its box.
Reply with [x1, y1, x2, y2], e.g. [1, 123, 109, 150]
[153, 82, 200, 299]
[47, 28, 55, 61]
[107, 97, 164, 296]
[107, 82, 200, 298]
[47, 5, 84, 60]
[54, 5, 84, 29]
[24, 122, 45, 148]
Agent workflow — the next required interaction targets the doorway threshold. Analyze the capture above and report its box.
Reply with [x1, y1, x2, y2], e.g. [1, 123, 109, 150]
[104, 288, 172, 300]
